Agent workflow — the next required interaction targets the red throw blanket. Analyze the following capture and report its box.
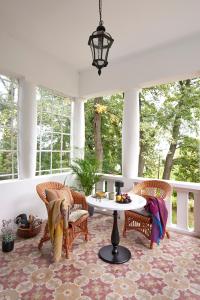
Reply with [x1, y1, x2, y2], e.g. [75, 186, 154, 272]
[145, 196, 168, 244]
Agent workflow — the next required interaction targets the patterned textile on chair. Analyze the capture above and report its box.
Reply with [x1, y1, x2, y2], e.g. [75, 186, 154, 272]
[144, 196, 168, 245]
[48, 198, 70, 262]
[36, 181, 89, 259]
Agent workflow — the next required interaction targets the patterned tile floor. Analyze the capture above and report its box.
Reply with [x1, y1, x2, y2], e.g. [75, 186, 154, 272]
[0, 214, 200, 300]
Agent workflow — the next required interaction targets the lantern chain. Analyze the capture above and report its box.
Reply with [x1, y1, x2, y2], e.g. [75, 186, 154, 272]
[99, 0, 103, 25]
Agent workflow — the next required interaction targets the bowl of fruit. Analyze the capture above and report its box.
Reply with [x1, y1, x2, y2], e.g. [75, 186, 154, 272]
[116, 193, 131, 204]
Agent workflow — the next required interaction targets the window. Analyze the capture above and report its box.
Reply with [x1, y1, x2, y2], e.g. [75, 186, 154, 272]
[0, 75, 18, 180]
[36, 87, 71, 175]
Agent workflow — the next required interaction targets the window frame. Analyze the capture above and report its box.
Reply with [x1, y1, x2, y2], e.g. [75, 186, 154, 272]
[36, 88, 71, 176]
[0, 75, 19, 180]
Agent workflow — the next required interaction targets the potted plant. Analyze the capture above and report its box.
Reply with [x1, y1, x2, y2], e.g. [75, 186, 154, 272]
[1, 219, 16, 252]
[69, 157, 102, 216]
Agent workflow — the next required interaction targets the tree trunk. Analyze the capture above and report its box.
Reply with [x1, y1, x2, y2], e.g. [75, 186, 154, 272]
[94, 97, 103, 172]
[162, 142, 178, 180]
[162, 106, 182, 180]
[138, 93, 145, 176]
[162, 80, 190, 179]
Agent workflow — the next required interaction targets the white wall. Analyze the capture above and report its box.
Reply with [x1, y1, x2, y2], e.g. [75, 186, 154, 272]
[0, 172, 74, 229]
[0, 31, 79, 97]
[79, 33, 200, 98]
[1, 29, 200, 100]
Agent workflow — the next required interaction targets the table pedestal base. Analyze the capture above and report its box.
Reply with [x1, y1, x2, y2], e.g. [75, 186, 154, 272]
[99, 245, 131, 264]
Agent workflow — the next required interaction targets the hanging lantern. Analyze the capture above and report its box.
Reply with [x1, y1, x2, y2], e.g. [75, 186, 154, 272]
[88, 0, 114, 75]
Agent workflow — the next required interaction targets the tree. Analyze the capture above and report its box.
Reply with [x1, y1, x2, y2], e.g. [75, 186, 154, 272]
[85, 93, 123, 174]
[162, 79, 200, 179]
[173, 137, 200, 183]
[138, 91, 158, 177]
[93, 97, 104, 172]
[138, 79, 200, 182]
[36, 87, 71, 174]
[0, 75, 18, 180]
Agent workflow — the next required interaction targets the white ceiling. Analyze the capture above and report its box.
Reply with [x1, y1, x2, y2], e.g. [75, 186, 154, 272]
[0, 0, 200, 71]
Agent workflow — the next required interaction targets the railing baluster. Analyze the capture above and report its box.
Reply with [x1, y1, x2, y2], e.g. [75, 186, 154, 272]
[166, 196, 172, 227]
[194, 191, 200, 236]
[107, 180, 115, 192]
[95, 180, 105, 192]
[177, 190, 188, 230]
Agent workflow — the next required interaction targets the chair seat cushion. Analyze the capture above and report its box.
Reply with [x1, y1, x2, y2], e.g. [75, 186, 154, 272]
[69, 209, 88, 223]
[130, 207, 151, 217]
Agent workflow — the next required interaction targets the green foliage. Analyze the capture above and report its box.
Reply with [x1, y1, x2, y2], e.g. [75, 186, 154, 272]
[85, 82, 200, 183]
[0, 75, 18, 180]
[173, 137, 200, 182]
[139, 79, 200, 182]
[85, 93, 123, 174]
[139, 91, 160, 178]
[70, 157, 101, 196]
[36, 87, 71, 175]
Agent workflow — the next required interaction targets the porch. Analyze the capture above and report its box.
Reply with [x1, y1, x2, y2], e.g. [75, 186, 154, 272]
[0, 1, 200, 299]
[1, 214, 200, 299]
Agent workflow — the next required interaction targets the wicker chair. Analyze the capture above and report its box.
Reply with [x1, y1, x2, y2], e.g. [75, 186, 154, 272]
[123, 180, 172, 249]
[36, 181, 89, 258]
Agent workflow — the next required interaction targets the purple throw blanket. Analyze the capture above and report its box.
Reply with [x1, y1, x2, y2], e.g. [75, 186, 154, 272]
[145, 196, 168, 244]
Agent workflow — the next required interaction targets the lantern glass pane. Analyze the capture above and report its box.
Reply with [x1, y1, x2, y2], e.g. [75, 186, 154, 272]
[94, 46, 100, 60]
[105, 48, 109, 62]
[93, 37, 99, 48]
[90, 44, 95, 60]
[103, 37, 108, 47]
[102, 47, 108, 60]
[98, 36, 104, 49]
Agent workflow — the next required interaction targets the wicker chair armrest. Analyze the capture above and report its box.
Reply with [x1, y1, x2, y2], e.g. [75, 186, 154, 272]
[70, 190, 88, 210]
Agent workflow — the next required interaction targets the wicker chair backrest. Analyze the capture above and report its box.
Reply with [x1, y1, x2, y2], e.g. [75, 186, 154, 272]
[36, 181, 64, 206]
[133, 180, 172, 201]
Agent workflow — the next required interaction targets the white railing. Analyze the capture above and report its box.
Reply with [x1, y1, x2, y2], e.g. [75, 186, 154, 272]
[95, 174, 200, 237]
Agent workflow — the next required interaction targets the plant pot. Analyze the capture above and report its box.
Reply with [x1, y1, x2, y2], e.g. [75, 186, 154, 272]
[2, 240, 14, 252]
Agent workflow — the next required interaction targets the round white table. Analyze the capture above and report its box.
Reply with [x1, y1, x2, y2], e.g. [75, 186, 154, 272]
[87, 193, 146, 264]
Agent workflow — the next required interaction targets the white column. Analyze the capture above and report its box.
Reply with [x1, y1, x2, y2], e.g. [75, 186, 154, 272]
[122, 89, 140, 178]
[18, 79, 37, 179]
[71, 98, 85, 160]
